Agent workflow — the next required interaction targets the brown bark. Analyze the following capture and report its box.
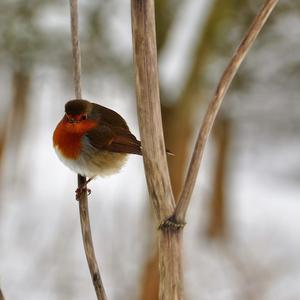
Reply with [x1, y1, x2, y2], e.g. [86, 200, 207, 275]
[131, 0, 175, 220]
[131, 1, 183, 299]
[139, 254, 159, 300]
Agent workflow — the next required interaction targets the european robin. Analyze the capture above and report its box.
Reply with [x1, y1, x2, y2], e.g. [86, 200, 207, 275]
[53, 99, 142, 197]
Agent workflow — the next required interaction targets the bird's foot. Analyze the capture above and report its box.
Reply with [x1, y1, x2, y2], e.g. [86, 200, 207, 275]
[158, 215, 186, 231]
[75, 185, 91, 201]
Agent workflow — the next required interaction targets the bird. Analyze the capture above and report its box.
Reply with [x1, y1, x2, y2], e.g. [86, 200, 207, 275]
[53, 99, 142, 198]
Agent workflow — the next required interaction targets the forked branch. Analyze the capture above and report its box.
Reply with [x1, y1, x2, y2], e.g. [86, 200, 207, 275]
[174, 0, 279, 224]
[131, 1, 184, 299]
[69, 1, 107, 299]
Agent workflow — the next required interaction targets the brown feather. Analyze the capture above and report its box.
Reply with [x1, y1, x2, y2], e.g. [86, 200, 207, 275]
[91, 103, 129, 130]
[65, 99, 92, 115]
[65, 99, 173, 157]
[86, 126, 142, 155]
[107, 131, 142, 155]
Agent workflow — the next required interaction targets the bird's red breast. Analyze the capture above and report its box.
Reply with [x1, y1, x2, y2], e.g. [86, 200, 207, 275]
[53, 115, 97, 159]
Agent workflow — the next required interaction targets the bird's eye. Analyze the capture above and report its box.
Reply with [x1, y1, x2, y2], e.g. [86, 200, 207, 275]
[81, 114, 87, 121]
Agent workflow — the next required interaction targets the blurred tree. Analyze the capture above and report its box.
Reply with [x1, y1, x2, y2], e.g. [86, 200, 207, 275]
[206, 117, 231, 238]
[162, 0, 247, 200]
[155, 0, 181, 52]
[0, 1, 43, 182]
[0, 287, 4, 300]
[7, 71, 31, 172]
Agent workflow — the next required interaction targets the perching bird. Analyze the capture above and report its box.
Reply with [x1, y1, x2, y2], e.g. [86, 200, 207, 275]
[53, 99, 142, 196]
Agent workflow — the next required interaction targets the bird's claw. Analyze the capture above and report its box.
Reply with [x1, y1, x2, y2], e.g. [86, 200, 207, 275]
[158, 215, 186, 231]
[75, 186, 91, 201]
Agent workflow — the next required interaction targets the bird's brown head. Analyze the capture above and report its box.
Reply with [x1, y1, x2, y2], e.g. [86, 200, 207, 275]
[53, 99, 97, 159]
[64, 99, 93, 123]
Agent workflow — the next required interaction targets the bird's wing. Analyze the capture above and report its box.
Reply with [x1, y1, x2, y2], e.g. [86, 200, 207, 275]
[91, 103, 129, 130]
[86, 126, 142, 155]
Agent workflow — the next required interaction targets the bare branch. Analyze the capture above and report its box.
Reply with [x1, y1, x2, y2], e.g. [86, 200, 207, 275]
[69, 1, 107, 299]
[131, 0, 175, 222]
[69, 0, 82, 99]
[174, 0, 279, 223]
[77, 175, 107, 299]
[131, 1, 184, 299]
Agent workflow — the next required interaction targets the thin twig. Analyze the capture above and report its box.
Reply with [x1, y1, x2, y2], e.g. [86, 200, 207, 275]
[69, 1, 107, 299]
[70, 0, 82, 99]
[174, 0, 279, 223]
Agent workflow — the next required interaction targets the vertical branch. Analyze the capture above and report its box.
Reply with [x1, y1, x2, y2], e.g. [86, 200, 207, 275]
[174, 0, 279, 224]
[131, 1, 183, 299]
[131, 0, 175, 221]
[70, 0, 82, 99]
[69, 1, 107, 299]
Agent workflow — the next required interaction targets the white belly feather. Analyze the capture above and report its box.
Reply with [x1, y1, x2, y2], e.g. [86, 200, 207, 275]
[54, 145, 128, 178]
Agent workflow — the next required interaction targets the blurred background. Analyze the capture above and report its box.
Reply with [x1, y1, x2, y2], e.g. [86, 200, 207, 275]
[0, 0, 300, 299]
